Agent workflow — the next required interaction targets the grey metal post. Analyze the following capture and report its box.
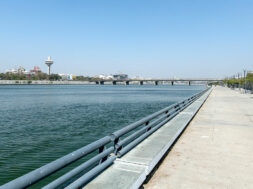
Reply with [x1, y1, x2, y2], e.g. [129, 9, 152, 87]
[244, 69, 246, 93]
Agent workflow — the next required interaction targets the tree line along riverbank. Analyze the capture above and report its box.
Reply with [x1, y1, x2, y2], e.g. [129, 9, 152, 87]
[0, 73, 104, 82]
[223, 72, 253, 91]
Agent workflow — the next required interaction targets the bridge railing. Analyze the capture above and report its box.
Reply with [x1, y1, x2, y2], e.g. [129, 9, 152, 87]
[0, 88, 209, 189]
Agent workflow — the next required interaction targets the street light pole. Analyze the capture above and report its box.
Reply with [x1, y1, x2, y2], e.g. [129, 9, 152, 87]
[243, 69, 247, 93]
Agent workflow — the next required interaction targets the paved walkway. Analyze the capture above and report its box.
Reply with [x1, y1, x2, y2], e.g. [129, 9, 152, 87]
[144, 86, 253, 189]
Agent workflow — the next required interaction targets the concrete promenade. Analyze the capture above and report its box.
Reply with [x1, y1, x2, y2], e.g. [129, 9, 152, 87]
[144, 86, 253, 189]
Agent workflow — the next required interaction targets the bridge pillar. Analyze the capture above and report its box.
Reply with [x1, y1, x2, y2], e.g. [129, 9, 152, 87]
[139, 81, 143, 85]
[113, 81, 117, 85]
[154, 81, 158, 85]
[171, 81, 174, 86]
[99, 81, 104, 85]
[95, 81, 99, 85]
[189, 81, 191, 86]
[125, 81, 129, 85]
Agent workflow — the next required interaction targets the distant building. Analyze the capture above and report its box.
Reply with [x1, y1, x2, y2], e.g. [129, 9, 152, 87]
[97, 74, 107, 79]
[96, 74, 115, 80]
[6, 66, 42, 75]
[106, 75, 114, 80]
[30, 66, 42, 74]
[59, 74, 73, 80]
[6, 66, 26, 74]
[6, 68, 18, 74]
[113, 74, 128, 80]
[18, 66, 25, 74]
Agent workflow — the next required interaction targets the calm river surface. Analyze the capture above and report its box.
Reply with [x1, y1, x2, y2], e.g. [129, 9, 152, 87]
[0, 84, 206, 185]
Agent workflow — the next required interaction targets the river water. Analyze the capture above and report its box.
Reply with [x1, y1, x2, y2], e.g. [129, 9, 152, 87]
[0, 84, 206, 185]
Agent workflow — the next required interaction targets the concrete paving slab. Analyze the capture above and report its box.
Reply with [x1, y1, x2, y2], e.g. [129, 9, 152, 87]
[144, 86, 253, 189]
[85, 161, 147, 189]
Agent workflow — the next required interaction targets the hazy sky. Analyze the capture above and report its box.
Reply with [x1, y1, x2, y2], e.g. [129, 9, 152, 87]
[0, 0, 253, 78]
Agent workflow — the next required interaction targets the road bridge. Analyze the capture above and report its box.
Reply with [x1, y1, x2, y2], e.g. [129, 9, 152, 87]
[0, 79, 222, 85]
[94, 78, 222, 85]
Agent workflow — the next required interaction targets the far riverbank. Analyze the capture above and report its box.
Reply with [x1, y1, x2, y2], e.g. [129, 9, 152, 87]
[0, 80, 94, 85]
[0, 80, 208, 85]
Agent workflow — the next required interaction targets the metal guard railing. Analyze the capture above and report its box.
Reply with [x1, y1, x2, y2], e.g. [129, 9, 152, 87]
[0, 88, 210, 189]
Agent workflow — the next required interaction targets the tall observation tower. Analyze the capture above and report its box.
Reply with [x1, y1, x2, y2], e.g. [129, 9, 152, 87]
[45, 56, 53, 75]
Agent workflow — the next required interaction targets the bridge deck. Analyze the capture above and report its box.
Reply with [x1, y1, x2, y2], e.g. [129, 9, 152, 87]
[144, 86, 253, 189]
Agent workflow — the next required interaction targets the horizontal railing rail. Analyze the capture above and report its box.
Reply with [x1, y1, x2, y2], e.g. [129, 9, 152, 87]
[112, 88, 209, 157]
[0, 88, 209, 189]
[0, 136, 113, 189]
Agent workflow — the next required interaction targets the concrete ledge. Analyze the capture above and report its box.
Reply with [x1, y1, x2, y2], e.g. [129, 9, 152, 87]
[85, 89, 212, 189]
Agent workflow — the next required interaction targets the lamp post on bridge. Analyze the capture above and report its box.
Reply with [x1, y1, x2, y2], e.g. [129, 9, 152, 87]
[243, 69, 247, 93]
[237, 73, 240, 89]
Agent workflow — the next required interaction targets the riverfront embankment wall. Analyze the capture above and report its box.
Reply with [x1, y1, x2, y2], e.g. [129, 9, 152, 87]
[0, 80, 148, 85]
[0, 80, 210, 85]
[0, 80, 94, 85]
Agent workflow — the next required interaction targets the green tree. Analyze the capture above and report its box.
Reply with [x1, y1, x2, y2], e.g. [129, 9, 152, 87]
[49, 74, 61, 81]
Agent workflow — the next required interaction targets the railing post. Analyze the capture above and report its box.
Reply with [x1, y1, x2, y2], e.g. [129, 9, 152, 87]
[165, 110, 170, 118]
[145, 121, 151, 131]
[113, 137, 122, 155]
[99, 146, 108, 164]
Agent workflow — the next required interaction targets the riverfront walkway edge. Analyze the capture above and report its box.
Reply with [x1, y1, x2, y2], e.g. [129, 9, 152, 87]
[144, 86, 253, 189]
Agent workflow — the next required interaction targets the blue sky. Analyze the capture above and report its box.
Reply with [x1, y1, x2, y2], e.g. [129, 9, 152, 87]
[0, 0, 252, 78]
